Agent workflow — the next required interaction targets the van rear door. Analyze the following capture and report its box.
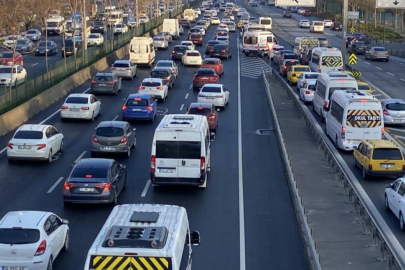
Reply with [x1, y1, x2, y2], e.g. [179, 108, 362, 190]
[155, 136, 179, 181]
[345, 102, 382, 141]
[177, 133, 202, 180]
[130, 43, 148, 63]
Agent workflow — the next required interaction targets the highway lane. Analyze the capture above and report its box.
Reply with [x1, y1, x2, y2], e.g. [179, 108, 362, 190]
[0, 11, 309, 270]
[242, 3, 405, 251]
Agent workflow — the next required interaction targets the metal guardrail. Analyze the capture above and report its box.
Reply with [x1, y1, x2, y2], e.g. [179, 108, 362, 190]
[262, 68, 405, 269]
[0, 2, 202, 115]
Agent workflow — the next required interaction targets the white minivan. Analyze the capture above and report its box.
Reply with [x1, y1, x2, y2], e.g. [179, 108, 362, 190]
[129, 37, 155, 67]
[151, 114, 211, 188]
[326, 90, 384, 151]
[310, 21, 324, 33]
[163, 19, 180, 39]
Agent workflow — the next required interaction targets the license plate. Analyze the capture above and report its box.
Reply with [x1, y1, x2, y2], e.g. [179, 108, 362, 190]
[159, 168, 174, 173]
[394, 119, 404, 123]
[70, 108, 79, 111]
[79, 188, 94, 192]
[3, 267, 25, 270]
[132, 109, 142, 111]
[98, 84, 106, 86]
[18, 145, 31, 150]
[202, 77, 209, 79]
[101, 147, 116, 151]
[206, 96, 215, 99]
[190, 61, 196, 63]
[381, 164, 394, 168]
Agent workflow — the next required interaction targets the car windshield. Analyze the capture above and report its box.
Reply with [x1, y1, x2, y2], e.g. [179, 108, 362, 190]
[355, 42, 365, 46]
[305, 74, 319, 79]
[126, 99, 148, 106]
[96, 127, 124, 137]
[202, 86, 221, 93]
[188, 107, 211, 115]
[115, 24, 122, 28]
[187, 52, 200, 56]
[157, 62, 172, 67]
[14, 130, 43, 139]
[142, 81, 161, 87]
[7, 36, 19, 40]
[39, 41, 53, 47]
[374, 47, 387, 52]
[89, 34, 99, 39]
[66, 97, 88, 104]
[0, 67, 15, 73]
[71, 167, 109, 179]
[113, 63, 130, 68]
[386, 103, 405, 111]
[64, 40, 74, 46]
[372, 148, 403, 160]
[94, 21, 103, 25]
[0, 229, 40, 245]
[358, 85, 370, 91]
[26, 30, 37, 34]
[0, 52, 14, 58]
[17, 40, 26, 44]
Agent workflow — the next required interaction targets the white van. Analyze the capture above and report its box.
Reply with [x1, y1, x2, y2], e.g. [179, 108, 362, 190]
[242, 30, 276, 57]
[129, 37, 155, 67]
[258, 17, 272, 30]
[326, 90, 384, 151]
[309, 47, 343, 73]
[107, 10, 123, 26]
[310, 21, 324, 33]
[163, 19, 180, 39]
[84, 204, 201, 270]
[46, 16, 65, 35]
[313, 71, 358, 121]
[183, 9, 196, 22]
[151, 114, 211, 187]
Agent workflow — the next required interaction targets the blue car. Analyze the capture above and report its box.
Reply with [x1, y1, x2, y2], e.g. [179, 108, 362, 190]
[122, 94, 157, 122]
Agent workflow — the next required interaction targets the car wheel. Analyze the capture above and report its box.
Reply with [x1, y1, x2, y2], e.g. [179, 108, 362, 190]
[47, 257, 53, 270]
[91, 112, 95, 122]
[151, 114, 155, 123]
[112, 191, 118, 205]
[126, 146, 131, 158]
[47, 150, 52, 164]
[59, 140, 64, 153]
[362, 166, 368, 180]
[63, 231, 69, 251]
[91, 151, 98, 157]
[401, 213, 405, 232]
[386, 59, 389, 62]
[98, 106, 101, 116]
[385, 195, 391, 212]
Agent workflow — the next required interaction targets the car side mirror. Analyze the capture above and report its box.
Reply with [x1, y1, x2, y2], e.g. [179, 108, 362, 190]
[61, 219, 69, 225]
[120, 164, 127, 169]
[386, 183, 393, 189]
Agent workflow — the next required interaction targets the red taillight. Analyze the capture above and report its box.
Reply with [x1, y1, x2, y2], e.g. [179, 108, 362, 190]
[198, 94, 205, 97]
[34, 240, 46, 256]
[108, 81, 115, 85]
[111, 67, 116, 70]
[221, 50, 226, 53]
[199, 37, 203, 40]
[157, 86, 163, 90]
[151, 155, 156, 173]
[61, 106, 68, 110]
[283, 66, 287, 70]
[149, 54, 151, 61]
[305, 90, 310, 94]
[210, 49, 214, 52]
[119, 135, 128, 144]
[383, 109, 390, 115]
[95, 183, 111, 190]
[200, 157, 205, 173]
[37, 144, 46, 150]
[126, 68, 131, 70]
[208, 114, 216, 120]
[318, 66, 321, 72]
[146, 106, 153, 110]
[172, 50, 175, 54]
[64, 182, 77, 190]
[91, 80, 96, 84]
[92, 135, 98, 143]
[81, 107, 89, 110]
[341, 126, 346, 140]
[215, 95, 223, 98]
[166, 76, 171, 80]
[7, 142, 13, 149]
[368, 164, 373, 170]
[402, 165, 405, 171]
[122, 105, 127, 110]
[139, 86, 145, 90]
[323, 101, 329, 110]
[292, 73, 296, 77]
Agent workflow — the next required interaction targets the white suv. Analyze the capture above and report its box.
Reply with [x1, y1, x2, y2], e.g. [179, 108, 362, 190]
[138, 78, 168, 102]
[310, 21, 325, 33]
[0, 211, 69, 270]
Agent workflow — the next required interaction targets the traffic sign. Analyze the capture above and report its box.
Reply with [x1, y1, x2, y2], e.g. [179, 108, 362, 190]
[348, 11, 359, 19]
[376, 0, 405, 8]
[349, 53, 357, 64]
[275, 0, 316, 7]
[349, 27, 355, 34]
[353, 70, 361, 79]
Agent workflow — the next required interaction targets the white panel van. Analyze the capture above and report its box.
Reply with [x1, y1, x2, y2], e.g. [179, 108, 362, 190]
[163, 19, 180, 39]
[129, 37, 155, 67]
[309, 47, 343, 73]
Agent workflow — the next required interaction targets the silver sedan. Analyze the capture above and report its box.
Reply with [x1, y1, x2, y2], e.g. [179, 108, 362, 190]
[153, 36, 168, 50]
[381, 99, 405, 125]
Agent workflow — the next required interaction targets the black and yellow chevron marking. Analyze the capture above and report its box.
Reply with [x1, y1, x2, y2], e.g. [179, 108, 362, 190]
[301, 39, 319, 46]
[322, 56, 343, 67]
[350, 27, 355, 34]
[353, 70, 361, 78]
[349, 53, 357, 64]
[346, 110, 381, 128]
[90, 256, 171, 270]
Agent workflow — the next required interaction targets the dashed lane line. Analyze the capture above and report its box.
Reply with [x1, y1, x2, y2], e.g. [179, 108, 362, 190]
[47, 177, 64, 193]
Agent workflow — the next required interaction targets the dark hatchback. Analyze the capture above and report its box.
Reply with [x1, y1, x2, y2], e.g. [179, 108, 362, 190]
[210, 44, 232, 59]
[330, 22, 342, 31]
[150, 68, 176, 88]
[91, 20, 107, 34]
[206, 40, 223, 54]
[179, 19, 191, 28]
[171, 45, 188, 60]
[36, 41, 58, 56]
[63, 158, 127, 205]
[283, 11, 292, 18]
[187, 103, 218, 132]
[62, 40, 81, 57]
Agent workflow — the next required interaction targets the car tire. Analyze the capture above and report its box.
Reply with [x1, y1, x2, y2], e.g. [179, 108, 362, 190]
[112, 191, 118, 205]
[91, 112, 95, 122]
[400, 213, 405, 232]
[47, 150, 52, 164]
[362, 166, 368, 180]
[151, 114, 155, 123]
[385, 195, 391, 212]
[126, 146, 131, 158]
[62, 231, 69, 252]
[59, 140, 64, 153]
[91, 151, 98, 158]
[47, 257, 53, 270]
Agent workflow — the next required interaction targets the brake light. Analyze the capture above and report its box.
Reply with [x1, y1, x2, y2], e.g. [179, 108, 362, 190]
[198, 94, 205, 97]
[200, 157, 205, 173]
[108, 81, 115, 85]
[318, 66, 321, 72]
[215, 95, 223, 98]
[402, 164, 405, 171]
[64, 182, 77, 190]
[95, 183, 111, 190]
[81, 107, 89, 110]
[91, 80, 96, 84]
[368, 164, 373, 170]
[61, 106, 68, 110]
[7, 142, 13, 149]
[305, 90, 310, 94]
[92, 135, 98, 143]
[157, 86, 163, 90]
[210, 49, 214, 52]
[139, 86, 145, 90]
[146, 106, 153, 110]
[208, 114, 216, 119]
[283, 66, 287, 70]
[34, 240, 46, 256]
[221, 50, 226, 53]
[166, 76, 171, 80]
[323, 101, 329, 110]
[172, 50, 175, 54]
[122, 105, 127, 110]
[119, 135, 128, 144]
[37, 144, 46, 150]
[111, 67, 116, 70]
[292, 73, 296, 77]
[151, 155, 156, 173]
[383, 109, 390, 115]
[341, 126, 346, 140]
[148, 54, 151, 61]
[126, 68, 131, 70]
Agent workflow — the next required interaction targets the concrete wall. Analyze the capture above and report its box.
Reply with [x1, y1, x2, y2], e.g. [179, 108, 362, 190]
[0, 19, 173, 137]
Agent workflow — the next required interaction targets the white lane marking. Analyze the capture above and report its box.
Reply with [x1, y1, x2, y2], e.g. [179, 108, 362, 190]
[401, 79, 405, 82]
[31, 63, 38, 66]
[189, 84, 192, 90]
[388, 127, 405, 133]
[376, 66, 382, 70]
[47, 177, 64, 193]
[237, 37, 246, 270]
[112, 115, 119, 121]
[387, 72, 395, 76]
[373, 93, 382, 97]
[393, 134, 405, 140]
[180, 104, 184, 111]
[364, 62, 371, 65]
[185, 93, 189, 99]
[141, 179, 151, 197]
[74, 151, 87, 164]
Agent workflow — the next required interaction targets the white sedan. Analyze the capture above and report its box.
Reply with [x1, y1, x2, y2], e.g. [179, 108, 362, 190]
[3, 35, 24, 48]
[113, 24, 129, 34]
[197, 83, 229, 109]
[218, 24, 229, 32]
[323, 19, 333, 27]
[0, 65, 27, 86]
[180, 41, 195, 50]
[7, 124, 64, 163]
[296, 72, 320, 90]
[299, 81, 316, 103]
[385, 178, 405, 231]
[182, 50, 202, 67]
[194, 26, 206, 36]
[111, 59, 137, 79]
[212, 17, 221, 25]
[0, 211, 69, 270]
[60, 93, 101, 121]
[138, 78, 168, 102]
[298, 20, 310, 28]
[87, 33, 104, 46]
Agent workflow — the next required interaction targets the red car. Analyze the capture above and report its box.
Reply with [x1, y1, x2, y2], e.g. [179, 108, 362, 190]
[186, 103, 218, 132]
[201, 58, 224, 76]
[189, 33, 203, 46]
[0, 51, 23, 66]
[303, 10, 311, 16]
[192, 68, 219, 91]
[279, 59, 298, 76]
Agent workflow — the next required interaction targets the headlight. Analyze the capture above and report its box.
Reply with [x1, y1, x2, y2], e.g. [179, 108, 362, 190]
[46, 49, 50, 52]
[36, 49, 39, 52]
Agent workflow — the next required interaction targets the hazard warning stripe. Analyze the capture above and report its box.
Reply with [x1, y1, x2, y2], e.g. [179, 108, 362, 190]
[346, 110, 382, 128]
[322, 56, 343, 67]
[91, 256, 171, 270]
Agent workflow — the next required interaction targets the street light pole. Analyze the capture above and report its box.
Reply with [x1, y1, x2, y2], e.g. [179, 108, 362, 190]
[83, 0, 88, 51]
[342, 0, 348, 65]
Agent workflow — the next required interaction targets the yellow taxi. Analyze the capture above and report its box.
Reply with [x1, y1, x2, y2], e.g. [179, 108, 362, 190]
[353, 139, 405, 179]
[357, 81, 372, 93]
[287, 65, 311, 85]
[238, 19, 248, 28]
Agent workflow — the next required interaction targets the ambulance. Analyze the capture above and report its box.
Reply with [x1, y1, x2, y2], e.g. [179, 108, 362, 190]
[242, 30, 277, 58]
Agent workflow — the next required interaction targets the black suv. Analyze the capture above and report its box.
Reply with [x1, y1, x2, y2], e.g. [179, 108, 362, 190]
[172, 45, 187, 60]
[91, 20, 107, 34]
[62, 39, 81, 57]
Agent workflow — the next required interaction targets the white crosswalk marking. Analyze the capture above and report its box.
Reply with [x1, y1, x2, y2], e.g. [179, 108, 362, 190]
[240, 54, 271, 78]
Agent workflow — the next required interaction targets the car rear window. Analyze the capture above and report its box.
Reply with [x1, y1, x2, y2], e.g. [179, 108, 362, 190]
[374, 47, 386, 52]
[0, 52, 14, 58]
[208, 41, 220, 45]
[157, 62, 172, 67]
[156, 141, 201, 159]
[358, 85, 370, 91]
[94, 76, 113, 81]
[203, 60, 218, 65]
[188, 107, 211, 115]
[66, 97, 88, 104]
[113, 63, 129, 68]
[0, 228, 40, 245]
[96, 127, 124, 137]
[71, 167, 109, 179]
[305, 74, 319, 79]
[372, 148, 403, 160]
[174, 46, 186, 52]
[142, 81, 161, 87]
[284, 54, 298, 59]
[285, 60, 298, 65]
[314, 22, 323, 26]
[294, 67, 310, 72]
[308, 84, 316, 90]
[202, 86, 221, 93]
[151, 70, 170, 77]
[386, 103, 405, 111]
[126, 99, 148, 106]
[213, 45, 226, 49]
[197, 69, 215, 75]
[187, 52, 200, 56]
[14, 131, 43, 139]
[191, 33, 201, 38]
[154, 36, 164, 40]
